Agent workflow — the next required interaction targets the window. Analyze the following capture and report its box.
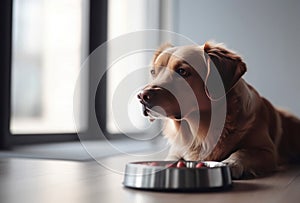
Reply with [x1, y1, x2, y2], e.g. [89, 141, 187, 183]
[10, 0, 89, 134]
[0, 0, 107, 147]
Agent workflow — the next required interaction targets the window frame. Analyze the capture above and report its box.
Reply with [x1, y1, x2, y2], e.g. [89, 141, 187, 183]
[0, 0, 108, 148]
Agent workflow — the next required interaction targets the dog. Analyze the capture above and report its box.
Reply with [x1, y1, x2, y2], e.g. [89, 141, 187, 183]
[137, 41, 300, 179]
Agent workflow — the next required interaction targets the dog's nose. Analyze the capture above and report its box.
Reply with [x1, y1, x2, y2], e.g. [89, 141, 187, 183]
[137, 85, 161, 102]
[137, 89, 152, 102]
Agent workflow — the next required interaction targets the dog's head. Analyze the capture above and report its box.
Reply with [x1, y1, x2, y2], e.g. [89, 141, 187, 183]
[137, 42, 247, 120]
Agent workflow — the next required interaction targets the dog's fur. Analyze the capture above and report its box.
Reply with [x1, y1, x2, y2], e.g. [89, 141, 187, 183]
[138, 42, 300, 179]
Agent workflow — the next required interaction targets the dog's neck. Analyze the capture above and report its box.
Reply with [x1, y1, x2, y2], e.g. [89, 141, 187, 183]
[183, 110, 211, 138]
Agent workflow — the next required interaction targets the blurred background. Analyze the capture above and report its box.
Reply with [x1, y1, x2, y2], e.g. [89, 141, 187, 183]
[1, 2, 299, 201]
[7, 0, 300, 144]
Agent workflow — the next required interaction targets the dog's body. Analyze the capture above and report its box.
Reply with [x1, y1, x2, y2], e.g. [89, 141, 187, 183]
[138, 42, 300, 179]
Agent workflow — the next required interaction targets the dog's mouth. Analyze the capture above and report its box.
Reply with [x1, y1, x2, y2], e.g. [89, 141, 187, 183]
[141, 102, 181, 121]
[141, 103, 165, 119]
[142, 104, 150, 117]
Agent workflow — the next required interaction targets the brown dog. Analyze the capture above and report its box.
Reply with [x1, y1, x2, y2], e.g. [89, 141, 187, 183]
[137, 41, 300, 179]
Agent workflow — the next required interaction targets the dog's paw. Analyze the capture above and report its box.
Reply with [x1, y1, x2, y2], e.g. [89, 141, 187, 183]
[222, 159, 244, 179]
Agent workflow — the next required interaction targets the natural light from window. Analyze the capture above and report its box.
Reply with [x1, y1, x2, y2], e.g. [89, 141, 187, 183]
[10, 0, 89, 134]
[107, 0, 160, 134]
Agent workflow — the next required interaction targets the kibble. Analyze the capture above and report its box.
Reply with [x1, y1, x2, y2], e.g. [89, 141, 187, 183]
[195, 162, 205, 168]
[176, 161, 186, 168]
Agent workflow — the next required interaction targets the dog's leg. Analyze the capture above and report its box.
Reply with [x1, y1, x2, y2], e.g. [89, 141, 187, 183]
[222, 148, 277, 179]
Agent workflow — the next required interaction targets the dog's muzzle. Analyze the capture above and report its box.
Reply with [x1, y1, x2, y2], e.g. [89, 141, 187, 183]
[137, 86, 181, 120]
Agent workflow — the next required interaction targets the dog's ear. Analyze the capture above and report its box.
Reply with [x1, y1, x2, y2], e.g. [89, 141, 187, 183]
[152, 43, 173, 64]
[204, 42, 247, 94]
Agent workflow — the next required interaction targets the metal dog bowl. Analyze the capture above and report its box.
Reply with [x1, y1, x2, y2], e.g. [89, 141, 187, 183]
[123, 161, 232, 191]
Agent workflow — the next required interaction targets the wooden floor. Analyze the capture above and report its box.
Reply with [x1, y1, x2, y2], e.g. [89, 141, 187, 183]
[0, 156, 299, 203]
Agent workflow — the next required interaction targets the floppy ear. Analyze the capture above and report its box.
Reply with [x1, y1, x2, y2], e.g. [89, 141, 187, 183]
[152, 43, 173, 64]
[204, 42, 247, 94]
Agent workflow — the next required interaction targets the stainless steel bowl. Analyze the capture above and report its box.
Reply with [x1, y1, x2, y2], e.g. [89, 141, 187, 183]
[123, 161, 232, 191]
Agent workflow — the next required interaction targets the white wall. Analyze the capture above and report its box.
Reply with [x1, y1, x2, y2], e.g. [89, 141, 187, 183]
[172, 0, 300, 116]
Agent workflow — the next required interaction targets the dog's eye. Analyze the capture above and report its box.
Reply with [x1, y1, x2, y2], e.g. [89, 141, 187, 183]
[176, 68, 190, 77]
[150, 69, 155, 76]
